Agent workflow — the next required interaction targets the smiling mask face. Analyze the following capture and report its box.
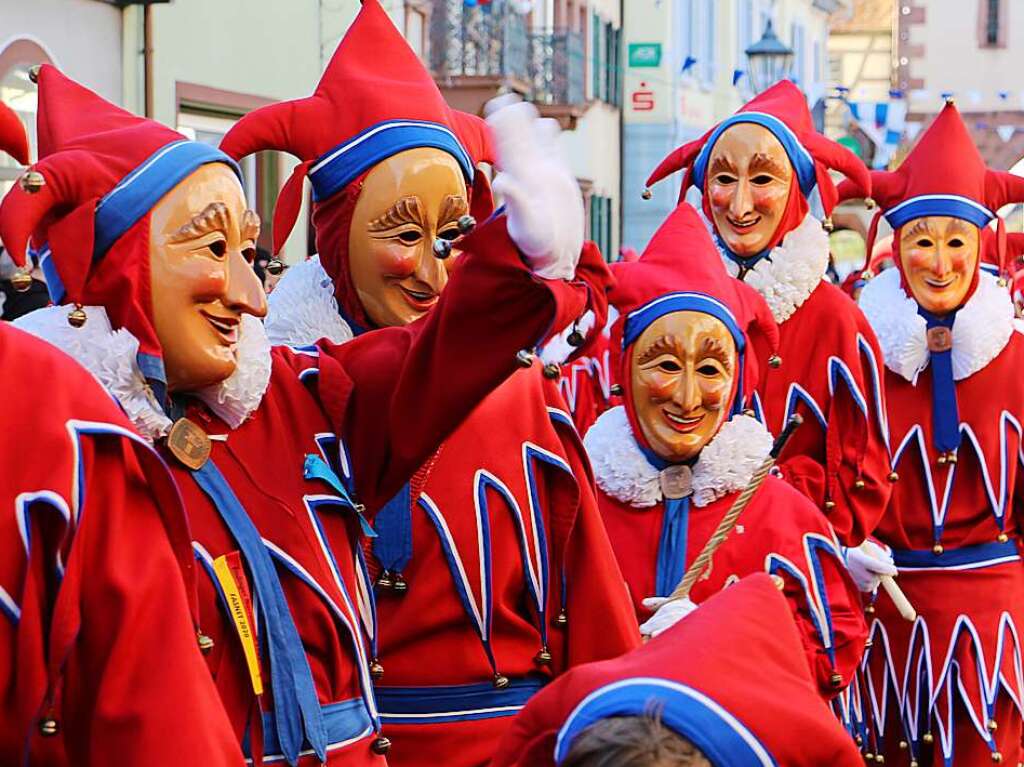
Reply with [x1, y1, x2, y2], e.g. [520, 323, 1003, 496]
[706, 123, 794, 257]
[898, 215, 979, 315]
[348, 147, 469, 328]
[630, 311, 737, 463]
[149, 163, 267, 393]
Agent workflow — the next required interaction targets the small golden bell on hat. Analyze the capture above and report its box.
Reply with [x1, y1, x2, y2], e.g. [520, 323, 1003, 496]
[768, 354, 782, 369]
[641, 188, 652, 200]
[370, 659, 384, 679]
[534, 646, 553, 665]
[543, 363, 560, 379]
[492, 673, 510, 689]
[371, 736, 392, 755]
[516, 349, 536, 368]
[265, 258, 285, 276]
[38, 718, 59, 737]
[28, 64, 41, 83]
[197, 632, 215, 654]
[19, 170, 45, 193]
[10, 269, 32, 292]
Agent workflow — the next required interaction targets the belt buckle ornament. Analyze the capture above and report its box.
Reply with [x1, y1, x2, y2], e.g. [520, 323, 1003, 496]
[167, 417, 212, 470]
[660, 464, 693, 500]
[927, 326, 953, 353]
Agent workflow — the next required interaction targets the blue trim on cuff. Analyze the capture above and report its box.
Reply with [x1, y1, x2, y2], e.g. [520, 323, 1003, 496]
[884, 195, 994, 230]
[554, 678, 775, 767]
[93, 140, 241, 260]
[691, 112, 817, 197]
[307, 120, 474, 203]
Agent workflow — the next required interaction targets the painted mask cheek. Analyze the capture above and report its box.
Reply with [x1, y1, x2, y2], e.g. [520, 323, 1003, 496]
[641, 370, 677, 400]
[751, 185, 786, 213]
[708, 185, 733, 209]
[700, 379, 730, 411]
[375, 243, 419, 278]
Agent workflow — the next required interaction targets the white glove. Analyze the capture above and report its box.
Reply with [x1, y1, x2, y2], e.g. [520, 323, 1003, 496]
[639, 596, 698, 638]
[485, 94, 583, 281]
[845, 540, 897, 593]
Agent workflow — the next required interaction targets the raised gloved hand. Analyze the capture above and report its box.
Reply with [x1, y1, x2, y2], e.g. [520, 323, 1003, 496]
[845, 540, 897, 593]
[639, 595, 698, 638]
[485, 94, 583, 281]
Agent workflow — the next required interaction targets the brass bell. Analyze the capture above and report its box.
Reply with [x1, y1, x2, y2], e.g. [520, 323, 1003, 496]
[371, 736, 392, 755]
[888, 471, 899, 482]
[10, 269, 32, 292]
[937, 454, 947, 465]
[543, 363, 561, 380]
[768, 354, 782, 369]
[864, 638, 873, 649]
[824, 500, 836, 511]
[493, 673, 510, 689]
[922, 733, 934, 745]
[641, 188, 652, 200]
[988, 719, 999, 732]
[265, 258, 285, 276]
[822, 216, 834, 233]
[567, 329, 585, 347]
[909, 761, 919, 767]
[899, 740, 908, 750]
[432, 238, 453, 259]
[992, 752, 1003, 763]
[457, 214, 476, 234]
[67, 305, 87, 328]
[945, 95, 956, 106]
[999, 277, 1010, 288]
[947, 452, 958, 465]
[862, 269, 875, 281]
[19, 170, 45, 193]
[829, 672, 843, 689]
[999, 533, 1009, 543]
[516, 349, 536, 368]
[534, 646, 553, 665]
[376, 570, 394, 590]
[392, 573, 408, 593]
[865, 197, 876, 210]
[854, 478, 866, 490]
[28, 64, 41, 83]
[876, 756, 886, 764]
[932, 543, 944, 555]
[609, 384, 623, 396]
[855, 735, 863, 746]
[370, 659, 384, 680]
[38, 718, 59, 737]
[865, 603, 875, 614]
[555, 609, 568, 626]
[197, 632, 215, 654]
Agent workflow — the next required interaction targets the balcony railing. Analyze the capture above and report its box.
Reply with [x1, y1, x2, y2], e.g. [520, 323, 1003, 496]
[428, 1, 587, 120]
[529, 29, 585, 107]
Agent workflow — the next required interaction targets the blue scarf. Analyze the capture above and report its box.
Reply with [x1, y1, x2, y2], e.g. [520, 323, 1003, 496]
[918, 306, 961, 453]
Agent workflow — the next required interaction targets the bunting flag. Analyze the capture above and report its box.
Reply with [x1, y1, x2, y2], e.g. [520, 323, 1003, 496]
[680, 55, 697, 74]
[847, 99, 907, 169]
[997, 125, 1017, 143]
[732, 69, 745, 86]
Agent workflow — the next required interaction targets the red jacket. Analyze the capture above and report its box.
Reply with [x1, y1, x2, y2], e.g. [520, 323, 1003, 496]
[0, 323, 243, 767]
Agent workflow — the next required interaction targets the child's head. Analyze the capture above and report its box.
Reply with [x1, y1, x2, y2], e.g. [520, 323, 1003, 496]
[561, 713, 711, 767]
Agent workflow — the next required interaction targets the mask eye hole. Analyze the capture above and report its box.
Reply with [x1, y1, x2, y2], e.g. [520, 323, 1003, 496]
[657, 360, 682, 373]
[713, 173, 737, 185]
[398, 230, 421, 245]
[209, 240, 227, 258]
[697, 363, 721, 376]
[242, 247, 256, 264]
[438, 227, 461, 242]
[948, 237, 964, 248]
[916, 237, 934, 248]
[750, 174, 774, 186]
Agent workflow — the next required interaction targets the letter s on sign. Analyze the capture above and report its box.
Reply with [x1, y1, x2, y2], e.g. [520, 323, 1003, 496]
[632, 89, 655, 112]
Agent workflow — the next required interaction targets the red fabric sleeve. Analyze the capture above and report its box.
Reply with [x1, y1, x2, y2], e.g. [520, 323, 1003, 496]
[319, 214, 589, 512]
[52, 437, 243, 767]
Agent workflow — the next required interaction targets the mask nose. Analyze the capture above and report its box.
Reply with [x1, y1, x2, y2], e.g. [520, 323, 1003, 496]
[415, 240, 450, 294]
[670, 367, 701, 413]
[224, 248, 267, 318]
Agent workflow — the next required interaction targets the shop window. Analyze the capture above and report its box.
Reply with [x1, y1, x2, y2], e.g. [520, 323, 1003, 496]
[405, 0, 430, 61]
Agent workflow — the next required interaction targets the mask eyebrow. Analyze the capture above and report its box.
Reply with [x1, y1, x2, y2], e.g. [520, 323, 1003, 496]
[709, 154, 736, 176]
[367, 196, 424, 232]
[904, 219, 936, 239]
[241, 209, 260, 243]
[637, 334, 683, 365]
[699, 335, 733, 371]
[438, 194, 469, 225]
[168, 202, 231, 243]
[748, 152, 790, 177]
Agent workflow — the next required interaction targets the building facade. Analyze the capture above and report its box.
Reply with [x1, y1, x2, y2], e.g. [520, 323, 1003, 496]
[621, 0, 837, 251]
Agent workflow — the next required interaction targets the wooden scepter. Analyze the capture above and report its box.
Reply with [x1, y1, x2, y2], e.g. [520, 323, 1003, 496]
[667, 413, 803, 604]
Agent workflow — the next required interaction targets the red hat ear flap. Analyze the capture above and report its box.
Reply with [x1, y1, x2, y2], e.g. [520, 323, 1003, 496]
[801, 131, 871, 202]
[0, 102, 29, 166]
[450, 110, 495, 166]
[814, 162, 839, 219]
[864, 209, 885, 269]
[271, 159, 312, 256]
[644, 129, 712, 190]
[984, 169, 1024, 213]
[220, 98, 314, 162]
[468, 170, 494, 223]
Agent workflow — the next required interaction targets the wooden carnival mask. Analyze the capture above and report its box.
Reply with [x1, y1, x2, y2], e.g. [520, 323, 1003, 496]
[348, 147, 469, 328]
[898, 215, 979, 315]
[630, 311, 737, 463]
[149, 162, 266, 392]
[707, 123, 794, 257]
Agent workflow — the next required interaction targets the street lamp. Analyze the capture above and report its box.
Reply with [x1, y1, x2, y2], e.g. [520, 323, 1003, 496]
[745, 19, 794, 94]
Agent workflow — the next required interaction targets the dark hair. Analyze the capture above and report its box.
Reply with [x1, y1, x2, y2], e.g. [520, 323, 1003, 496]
[561, 711, 711, 767]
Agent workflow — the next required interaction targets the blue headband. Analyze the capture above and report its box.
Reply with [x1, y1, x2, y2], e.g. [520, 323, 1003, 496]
[554, 678, 775, 767]
[623, 292, 747, 419]
[691, 112, 817, 199]
[884, 194, 994, 230]
[93, 140, 241, 260]
[307, 119, 474, 203]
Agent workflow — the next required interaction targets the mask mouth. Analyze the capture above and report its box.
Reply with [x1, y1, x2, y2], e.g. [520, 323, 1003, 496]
[396, 282, 439, 311]
[201, 309, 241, 345]
[724, 213, 762, 233]
[661, 408, 704, 433]
[924, 274, 958, 289]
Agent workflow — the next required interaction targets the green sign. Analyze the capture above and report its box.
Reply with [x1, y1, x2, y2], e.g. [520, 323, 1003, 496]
[628, 43, 662, 68]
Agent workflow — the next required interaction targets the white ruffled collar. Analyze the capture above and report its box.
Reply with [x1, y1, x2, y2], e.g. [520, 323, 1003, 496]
[697, 207, 829, 324]
[265, 255, 355, 346]
[582, 406, 774, 508]
[13, 305, 272, 440]
[858, 267, 1014, 383]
